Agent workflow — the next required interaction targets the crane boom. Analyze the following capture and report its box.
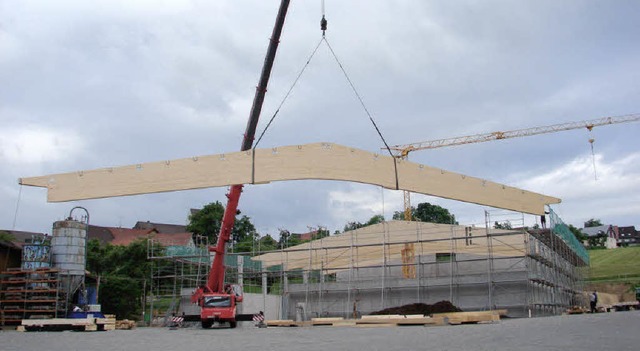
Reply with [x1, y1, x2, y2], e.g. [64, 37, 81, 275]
[390, 113, 640, 157]
[206, 0, 290, 295]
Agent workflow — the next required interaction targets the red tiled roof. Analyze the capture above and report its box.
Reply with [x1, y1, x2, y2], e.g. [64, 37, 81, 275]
[152, 232, 193, 247]
[109, 228, 157, 246]
[293, 230, 317, 241]
[133, 221, 188, 234]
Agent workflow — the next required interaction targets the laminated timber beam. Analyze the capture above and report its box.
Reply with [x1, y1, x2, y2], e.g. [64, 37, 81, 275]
[19, 142, 560, 215]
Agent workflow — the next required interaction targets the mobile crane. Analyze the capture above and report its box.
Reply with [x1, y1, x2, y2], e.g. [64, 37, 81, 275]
[190, 0, 291, 329]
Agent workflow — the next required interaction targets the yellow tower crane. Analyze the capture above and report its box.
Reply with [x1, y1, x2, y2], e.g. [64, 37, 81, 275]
[389, 113, 640, 220]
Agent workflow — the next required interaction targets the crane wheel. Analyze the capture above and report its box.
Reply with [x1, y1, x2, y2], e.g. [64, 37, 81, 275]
[229, 321, 237, 329]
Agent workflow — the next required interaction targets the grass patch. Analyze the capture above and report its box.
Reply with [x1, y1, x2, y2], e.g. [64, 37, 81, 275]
[588, 246, 640, 282]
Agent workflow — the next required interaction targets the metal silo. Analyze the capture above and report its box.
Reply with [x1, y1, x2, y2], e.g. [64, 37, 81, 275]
[51, 216, 87, 296]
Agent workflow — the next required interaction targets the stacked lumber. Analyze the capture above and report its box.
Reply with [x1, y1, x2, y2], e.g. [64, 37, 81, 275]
[359, 314, 445, 327]
[266, 310, 505, 328]
[115, 319, 136, 330]
[21, 317, 98, 331]
[96, 315, 116, 331]
[19, 315, 120, 332]
[565, 306, 588, 314]
[431, 310, 505, 325]
[265, 319, 297, 327]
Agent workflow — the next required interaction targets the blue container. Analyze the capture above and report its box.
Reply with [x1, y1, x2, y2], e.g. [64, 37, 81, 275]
[78, 287, 98, 305]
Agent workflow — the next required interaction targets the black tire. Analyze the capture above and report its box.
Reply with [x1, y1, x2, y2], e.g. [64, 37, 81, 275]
[229, 321, 237, 329]
[201, 319, 213, 329]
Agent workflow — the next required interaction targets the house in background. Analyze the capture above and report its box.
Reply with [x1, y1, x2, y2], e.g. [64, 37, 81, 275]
[617, 226, 640, 246]
[291, 230, 317, 242]
[581, 225, 618, 249]
[133, 221, 188, 234]
[88, 221, 193, 249]
[87, 224, 197, 260]
[87, 225, 116, 244]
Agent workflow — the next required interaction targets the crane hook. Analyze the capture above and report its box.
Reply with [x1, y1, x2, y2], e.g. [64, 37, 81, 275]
[321, 15, 327, 36]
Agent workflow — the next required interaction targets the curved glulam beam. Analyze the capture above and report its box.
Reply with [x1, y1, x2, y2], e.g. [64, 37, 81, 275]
[19, 142, 560, 215]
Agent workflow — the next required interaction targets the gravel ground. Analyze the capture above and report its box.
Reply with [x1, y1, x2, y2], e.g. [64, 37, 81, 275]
[2, 311, 639, 351]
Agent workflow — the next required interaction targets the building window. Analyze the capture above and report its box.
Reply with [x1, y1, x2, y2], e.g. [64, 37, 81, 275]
[436, 252, 456, 262]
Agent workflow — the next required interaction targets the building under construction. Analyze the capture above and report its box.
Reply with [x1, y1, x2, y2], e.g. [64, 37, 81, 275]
[148, 208, 588, 321]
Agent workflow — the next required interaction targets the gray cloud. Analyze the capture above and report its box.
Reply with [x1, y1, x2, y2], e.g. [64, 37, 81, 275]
[2, 0, 639, 236]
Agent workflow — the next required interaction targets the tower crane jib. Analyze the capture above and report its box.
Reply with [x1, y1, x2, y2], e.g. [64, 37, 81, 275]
[389, 113, 640, 221]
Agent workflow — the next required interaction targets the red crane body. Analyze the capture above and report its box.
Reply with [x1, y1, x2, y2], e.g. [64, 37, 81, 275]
[191, 0, 290, 329]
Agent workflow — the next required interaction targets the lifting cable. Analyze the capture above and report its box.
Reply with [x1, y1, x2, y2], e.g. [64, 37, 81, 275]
[587, 125, 598, 181]
[589, 138, 598, 181]
[253, 37, 324, 150]
[253, 1, 399, 189]
[12, 184, 23, 230]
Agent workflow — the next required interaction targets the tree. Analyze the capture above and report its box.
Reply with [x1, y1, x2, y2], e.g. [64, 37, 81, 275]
[86, 238, 164, 320]
[187, 202, 224, 243]
[232, 215, 257, 247]
[187, 202, 257, 246]
[393, 202, 457, 224]
[587, 233, 607, 249]
[343, 221, 363, 232]
[584, 219, 603, 228]
[342, 215, 385, 233]
[494, 221, 512, 230]
[234, 232, 259, 254]
[366, 215, 385, 226]
[277, 229, 301, 249]
[314, 226, 330, 240]
[258, 235, 278, 252]
[568, 224, 587, 242]
[0, 230, 16, 243]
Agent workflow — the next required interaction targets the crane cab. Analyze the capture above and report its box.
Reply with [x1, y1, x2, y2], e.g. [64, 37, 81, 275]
[196, 284, 243, 329]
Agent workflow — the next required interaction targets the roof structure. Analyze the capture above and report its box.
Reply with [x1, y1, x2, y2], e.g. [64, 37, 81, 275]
[0, 230, 47, 249]
[253, 220, 522, 273]
[291, 230, 317, 241]
[87, 225, 115, 244]
[152, 232, 193, 247]
[133, 221, 188, 234]
[109, 228, 157, 246]
[581, 225, 617, 238]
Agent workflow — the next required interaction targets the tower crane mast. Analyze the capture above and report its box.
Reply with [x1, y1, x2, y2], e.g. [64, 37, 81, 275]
[390, 113, 640, 221]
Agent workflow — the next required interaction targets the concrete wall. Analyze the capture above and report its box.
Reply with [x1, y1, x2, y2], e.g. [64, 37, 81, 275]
[241, 293, 282, 321]
[286, 269, 531, 319]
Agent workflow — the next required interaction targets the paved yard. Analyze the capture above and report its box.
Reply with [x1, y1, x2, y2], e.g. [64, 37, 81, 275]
[2, 311, 639, 351]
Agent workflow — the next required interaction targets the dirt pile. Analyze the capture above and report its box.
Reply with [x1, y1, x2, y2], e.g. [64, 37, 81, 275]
[369, 301, 462, 316]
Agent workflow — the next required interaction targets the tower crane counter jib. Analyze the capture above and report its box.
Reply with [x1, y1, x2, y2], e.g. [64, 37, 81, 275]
[191, 0, 291, 329]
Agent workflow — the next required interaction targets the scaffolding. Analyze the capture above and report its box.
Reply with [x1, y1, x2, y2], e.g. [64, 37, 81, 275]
[147, 210, 588, 322]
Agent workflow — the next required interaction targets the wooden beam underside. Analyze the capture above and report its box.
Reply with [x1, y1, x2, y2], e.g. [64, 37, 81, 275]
[19, 142, 559, 215]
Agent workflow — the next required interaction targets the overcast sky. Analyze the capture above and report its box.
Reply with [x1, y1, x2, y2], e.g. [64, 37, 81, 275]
[1, 0, 639, 237]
